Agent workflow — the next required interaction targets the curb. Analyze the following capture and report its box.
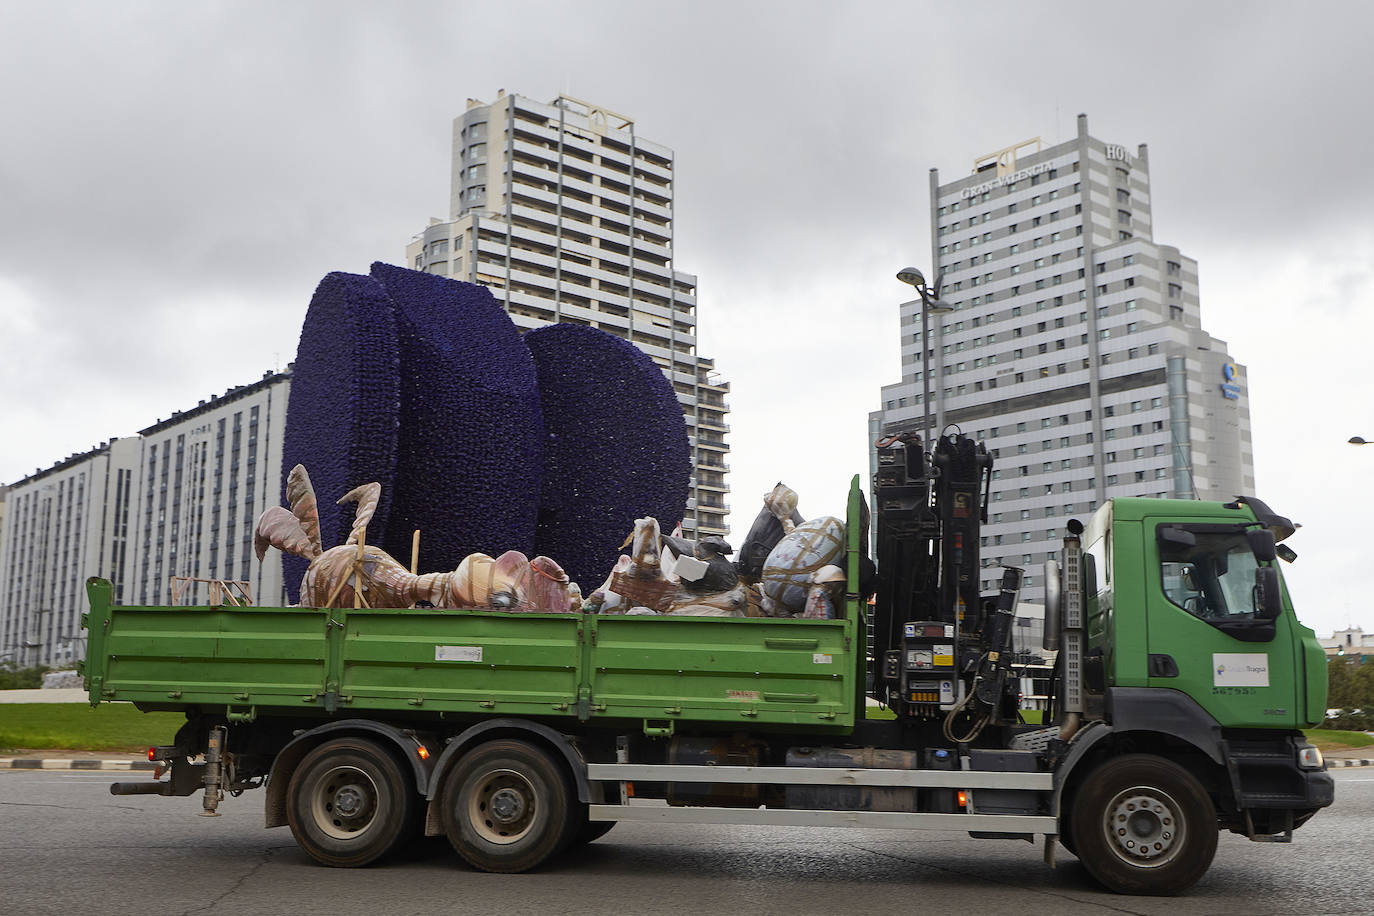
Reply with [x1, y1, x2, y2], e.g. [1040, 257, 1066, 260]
[1, 758, 156, 770]
[1326, 758, 1373, 769]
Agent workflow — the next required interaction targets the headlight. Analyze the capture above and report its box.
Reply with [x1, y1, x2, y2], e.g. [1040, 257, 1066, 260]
[1297, 744, 1324, 770]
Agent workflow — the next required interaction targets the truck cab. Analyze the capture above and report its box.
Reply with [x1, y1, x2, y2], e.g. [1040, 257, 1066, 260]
[1069, 497, 1332, 842]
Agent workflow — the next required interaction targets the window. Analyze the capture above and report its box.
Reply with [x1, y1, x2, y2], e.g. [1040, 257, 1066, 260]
[1158, 526, 1269, 630]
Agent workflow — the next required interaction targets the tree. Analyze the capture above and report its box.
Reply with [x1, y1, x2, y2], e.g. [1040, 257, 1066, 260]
[1325, 656, 1374, 730]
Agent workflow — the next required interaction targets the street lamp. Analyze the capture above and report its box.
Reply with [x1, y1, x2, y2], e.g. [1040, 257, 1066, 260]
[896, 266, 956, 447]
[1349, 437, 1369, 445]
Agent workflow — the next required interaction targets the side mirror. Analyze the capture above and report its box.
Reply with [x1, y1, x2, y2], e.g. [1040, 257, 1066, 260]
[1246, 528, 1277, 563]
[1254, 566, 1282, 620]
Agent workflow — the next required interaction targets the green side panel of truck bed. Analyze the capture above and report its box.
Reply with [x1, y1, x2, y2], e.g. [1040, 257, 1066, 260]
[90, 603, 330, 707]
[84, 583, 855, 732]
[588, 615, 854, 728]
[335, 607, 583, 715]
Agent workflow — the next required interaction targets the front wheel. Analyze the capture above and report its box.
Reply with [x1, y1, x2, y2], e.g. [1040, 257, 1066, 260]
[1068, 754, 1217, 895]
[441, 739, 574, 873]
[286, 737, 419, 867]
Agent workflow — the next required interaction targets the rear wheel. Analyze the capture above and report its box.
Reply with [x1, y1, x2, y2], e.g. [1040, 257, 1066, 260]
[286, 737, 419, 867]
[1069, 754, 1217, 895]
[441, 740, 573, 873]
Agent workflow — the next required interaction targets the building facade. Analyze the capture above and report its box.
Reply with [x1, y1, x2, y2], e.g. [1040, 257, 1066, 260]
[0, 370, 291, 668]
[122, 370, 291, 611]
[407, 92, 729, 538]
[873, 114, 1254, 601]
[1320, 627, 1374, 661]
[0, 438, 140, 667]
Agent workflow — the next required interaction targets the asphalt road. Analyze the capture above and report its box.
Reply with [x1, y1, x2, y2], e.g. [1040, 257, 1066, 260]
[1, 768, 1370, 916]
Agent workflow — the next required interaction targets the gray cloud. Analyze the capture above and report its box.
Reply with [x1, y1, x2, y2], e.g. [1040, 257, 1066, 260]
[3, 1, 1372, 636]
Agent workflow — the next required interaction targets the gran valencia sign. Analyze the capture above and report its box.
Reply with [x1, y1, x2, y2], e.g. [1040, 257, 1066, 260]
[960, 162, 1053, 199]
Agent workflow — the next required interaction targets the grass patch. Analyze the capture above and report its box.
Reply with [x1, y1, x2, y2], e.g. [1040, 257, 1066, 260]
[1305, 728, 1374, 751]
[0, 704, 185, 753]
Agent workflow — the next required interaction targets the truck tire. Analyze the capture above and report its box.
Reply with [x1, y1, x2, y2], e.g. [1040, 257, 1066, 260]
[1069, 754, 1217, 895]
[441, 739, 574, 873]
[286, 737, 419, 868]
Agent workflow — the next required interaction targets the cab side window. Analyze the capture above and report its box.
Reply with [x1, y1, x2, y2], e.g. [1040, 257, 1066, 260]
[1158, 527, 1260, 623]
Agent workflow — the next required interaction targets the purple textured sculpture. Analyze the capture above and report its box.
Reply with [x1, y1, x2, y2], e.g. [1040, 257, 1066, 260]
[280, 272, 400, 601]
[368, 262, 544, 572]
[525, 324, 692, 591]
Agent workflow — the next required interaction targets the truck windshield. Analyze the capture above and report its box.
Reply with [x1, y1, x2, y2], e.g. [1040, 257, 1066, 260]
[1159, 528, 1260, 622]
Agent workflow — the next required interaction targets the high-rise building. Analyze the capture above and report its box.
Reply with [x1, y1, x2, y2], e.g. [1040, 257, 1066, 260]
[407, 92, 729, 538]
[0, 438, 139, 667]
[873, 114, 1253, 601]
[121, 370, 292, 610]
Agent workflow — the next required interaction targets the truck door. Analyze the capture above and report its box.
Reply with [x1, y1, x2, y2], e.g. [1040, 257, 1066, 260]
[1144, 521, 1300, 730]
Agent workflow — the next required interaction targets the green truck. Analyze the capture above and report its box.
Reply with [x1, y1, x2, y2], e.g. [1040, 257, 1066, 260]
[82, 434, 1333, 895]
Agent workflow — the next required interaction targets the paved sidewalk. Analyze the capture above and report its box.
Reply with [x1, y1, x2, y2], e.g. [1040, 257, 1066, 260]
[0, 688, 90, 703]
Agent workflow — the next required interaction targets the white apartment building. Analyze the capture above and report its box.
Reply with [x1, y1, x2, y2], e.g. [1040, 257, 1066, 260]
[873, 114, 1254, 601]
[0, 370, 292, 668]
[123, 370, 291, 610]
[407, 92, 729, 538]
[0, 438, 139, 667]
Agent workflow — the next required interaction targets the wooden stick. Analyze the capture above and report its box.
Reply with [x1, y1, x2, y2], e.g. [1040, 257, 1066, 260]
[409, 530, 421, 608]
[353, 528, 365, 610]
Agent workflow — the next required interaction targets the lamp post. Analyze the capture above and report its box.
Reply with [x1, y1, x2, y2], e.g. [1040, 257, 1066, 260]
[897, 267, 956, 447]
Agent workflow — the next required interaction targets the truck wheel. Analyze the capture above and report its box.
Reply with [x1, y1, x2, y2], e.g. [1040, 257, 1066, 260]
[286, 737, 418, 868]
[1069, 754, 1217, 895]
[441, 739, 573, 873]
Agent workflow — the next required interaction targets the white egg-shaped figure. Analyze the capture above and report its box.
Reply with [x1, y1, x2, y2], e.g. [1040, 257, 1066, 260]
[760, 517, 845, 615]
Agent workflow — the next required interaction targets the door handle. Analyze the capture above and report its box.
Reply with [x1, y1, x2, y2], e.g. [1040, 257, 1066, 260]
[1148, 653, 1179, 678]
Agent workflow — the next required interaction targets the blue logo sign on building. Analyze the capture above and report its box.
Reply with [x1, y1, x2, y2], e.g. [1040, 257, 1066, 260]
[1220, 361, 1240, 400]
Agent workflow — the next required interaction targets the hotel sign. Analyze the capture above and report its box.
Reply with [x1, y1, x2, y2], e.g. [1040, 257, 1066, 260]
[961, 162, 1053, 199]
[1105, 144, 1130, 162]
[1220, 361, 1240, 400]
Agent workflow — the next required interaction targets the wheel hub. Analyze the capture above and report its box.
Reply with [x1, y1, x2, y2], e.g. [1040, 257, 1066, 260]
[310, 765, 379, 840]
[1107, 790, 1179, 864]
[489, 787, 527, 824]
[334, 784, 367, 818]
[467, 768, 538, 845]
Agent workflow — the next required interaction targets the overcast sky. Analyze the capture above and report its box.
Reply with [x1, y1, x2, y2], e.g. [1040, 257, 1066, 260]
[2, 2, 1371, 638]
